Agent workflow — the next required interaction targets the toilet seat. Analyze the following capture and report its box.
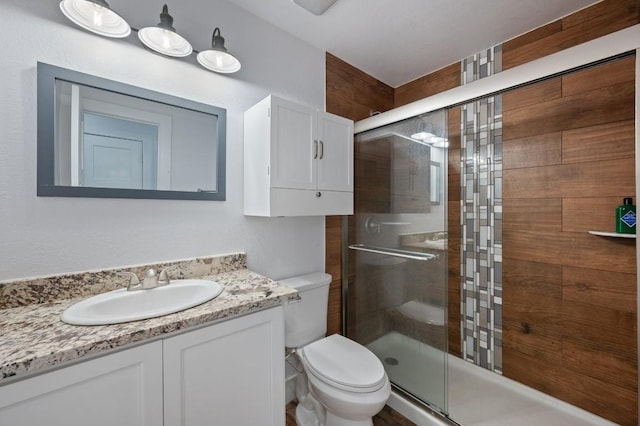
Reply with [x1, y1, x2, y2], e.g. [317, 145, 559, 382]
[301, 334, 387, 393]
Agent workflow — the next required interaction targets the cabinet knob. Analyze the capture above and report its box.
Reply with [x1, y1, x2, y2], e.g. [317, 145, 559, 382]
[316, 192, 322, 197]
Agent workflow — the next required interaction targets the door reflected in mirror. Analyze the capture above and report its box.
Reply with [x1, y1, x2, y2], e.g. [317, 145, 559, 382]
[38, 62, 226, 200]
[79, 112, 160, 190]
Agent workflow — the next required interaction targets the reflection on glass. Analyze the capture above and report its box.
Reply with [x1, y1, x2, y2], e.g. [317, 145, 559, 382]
[54, 80, 218, 193]
[348, 109, 449, 414]
[430, 161, 441, 204]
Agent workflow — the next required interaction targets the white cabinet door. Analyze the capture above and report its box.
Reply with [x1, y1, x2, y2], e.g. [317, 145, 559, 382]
[163, 307, 285, 426]
[0, 342, 163, 426]
[271, 97, 317, 190]
[244, 94, 353, 216]
[317, 112, 354, 192]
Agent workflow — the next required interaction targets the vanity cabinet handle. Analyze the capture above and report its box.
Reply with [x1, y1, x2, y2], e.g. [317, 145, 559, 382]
[313, 140, 318, 159]
[319, 141, 324, 159]
[288, 294, 303, 304]
[316, 192, 322, 197]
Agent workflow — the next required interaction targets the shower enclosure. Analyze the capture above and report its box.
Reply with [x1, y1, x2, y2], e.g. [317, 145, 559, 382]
[344, 49, 636, 425]
[346, 109, 449, 415]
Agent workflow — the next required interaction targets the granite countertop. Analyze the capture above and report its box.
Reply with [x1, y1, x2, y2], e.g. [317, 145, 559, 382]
[0, 268, 296, 385]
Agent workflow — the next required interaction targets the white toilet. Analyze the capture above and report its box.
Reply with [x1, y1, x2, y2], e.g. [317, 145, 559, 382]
[280, 272, 391, 426]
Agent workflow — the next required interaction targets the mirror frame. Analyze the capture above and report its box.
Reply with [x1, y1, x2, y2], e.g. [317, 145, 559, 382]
[37, 62, 226, 201]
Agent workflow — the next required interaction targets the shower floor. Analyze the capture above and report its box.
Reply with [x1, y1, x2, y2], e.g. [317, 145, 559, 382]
[368, 331, 447, 412]
[367, 332, 616, 426]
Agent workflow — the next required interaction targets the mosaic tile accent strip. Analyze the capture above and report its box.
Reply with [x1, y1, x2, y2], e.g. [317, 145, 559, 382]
[461, 45, 502, 85]
[460, 45, 503, 373]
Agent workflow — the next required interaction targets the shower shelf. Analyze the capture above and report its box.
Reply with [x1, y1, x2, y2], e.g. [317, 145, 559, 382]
[588, 230, 636, 239]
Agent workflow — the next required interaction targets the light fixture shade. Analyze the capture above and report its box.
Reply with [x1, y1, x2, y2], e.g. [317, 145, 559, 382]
[138, 5, 193, 57]
[411, 131, 448, 147]
[411, 131, 436, 141]
[59, 0, 131, 38]
[197, 28, 241, 73]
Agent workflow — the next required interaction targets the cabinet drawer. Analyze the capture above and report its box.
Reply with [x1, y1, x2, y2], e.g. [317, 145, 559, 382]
[270, 188, 353, 216]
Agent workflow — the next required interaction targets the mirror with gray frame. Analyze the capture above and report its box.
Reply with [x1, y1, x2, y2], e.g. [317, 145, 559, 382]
[37, 62, 226, 200]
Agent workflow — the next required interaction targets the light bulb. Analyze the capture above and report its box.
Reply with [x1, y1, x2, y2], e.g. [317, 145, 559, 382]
[59, 0, 131, 38]
[137, 5, 192, 57]
[162, 31, 171, 50]
[197, 27, 241, 73]
[92, 6, 103, 27]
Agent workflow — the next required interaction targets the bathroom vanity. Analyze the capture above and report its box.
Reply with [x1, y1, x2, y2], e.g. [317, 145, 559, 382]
[0, 255, 294, 426]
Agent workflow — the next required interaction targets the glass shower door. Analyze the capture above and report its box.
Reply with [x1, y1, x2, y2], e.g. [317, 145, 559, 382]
[347, 109, 449, 414]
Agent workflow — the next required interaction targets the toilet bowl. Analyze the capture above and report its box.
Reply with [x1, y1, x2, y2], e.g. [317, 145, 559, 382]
[300, 334, 391, 425]
[280, 273, 391, 426]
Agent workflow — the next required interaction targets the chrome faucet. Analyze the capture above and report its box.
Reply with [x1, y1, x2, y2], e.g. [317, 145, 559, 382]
[117, 267, 175, 291]
[142, 268, 159, 289]
[157, 267, 175, 286]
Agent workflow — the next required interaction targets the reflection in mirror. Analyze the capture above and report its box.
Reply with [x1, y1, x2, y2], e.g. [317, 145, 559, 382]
[38, 62, 226, 200]
[430, 161, 441, 205]
[356, 109, 448, 214]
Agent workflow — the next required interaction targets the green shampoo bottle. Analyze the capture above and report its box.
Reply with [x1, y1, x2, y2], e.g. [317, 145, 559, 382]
[616, 197, 636, 234]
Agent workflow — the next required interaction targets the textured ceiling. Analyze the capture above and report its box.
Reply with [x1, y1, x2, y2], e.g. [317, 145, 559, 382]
[224, 0, 600, 87]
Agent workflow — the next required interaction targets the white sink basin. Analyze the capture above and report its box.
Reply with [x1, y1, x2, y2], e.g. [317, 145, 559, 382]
[61, 279, 224, 326]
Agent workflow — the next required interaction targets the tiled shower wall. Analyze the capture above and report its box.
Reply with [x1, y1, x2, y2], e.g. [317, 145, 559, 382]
[327, 1, 638, 421]
[460, 46, 503, 372]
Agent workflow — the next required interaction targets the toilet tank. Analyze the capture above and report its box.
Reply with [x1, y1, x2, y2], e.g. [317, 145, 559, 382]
[279, 272, 332, 348]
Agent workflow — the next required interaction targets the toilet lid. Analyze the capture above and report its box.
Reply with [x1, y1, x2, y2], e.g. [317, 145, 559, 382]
[302, 334, 386, 393]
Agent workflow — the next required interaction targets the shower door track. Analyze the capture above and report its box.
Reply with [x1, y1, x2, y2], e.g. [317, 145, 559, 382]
[390, 384, 460, 426]
[348, 244, 437, 261]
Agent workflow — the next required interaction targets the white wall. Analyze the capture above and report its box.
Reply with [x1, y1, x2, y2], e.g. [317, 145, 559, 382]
[0, 0, 327, 281]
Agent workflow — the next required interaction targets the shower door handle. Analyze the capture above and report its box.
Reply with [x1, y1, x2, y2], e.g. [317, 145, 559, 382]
[348, 244, 437, 261]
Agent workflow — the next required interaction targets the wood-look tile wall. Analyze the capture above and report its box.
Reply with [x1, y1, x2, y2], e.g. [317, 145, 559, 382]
[502, 0, 640, 70]
[501, 55, 637, 425]
[393, 0, 640, 356]
[495, 6, 640, 421]
[325, 0, 638, 421]
[394, 63, 460, 107]
[446, 107, 462, 357]
[325, 53, 394, 335]
[326, 53, 394, 123]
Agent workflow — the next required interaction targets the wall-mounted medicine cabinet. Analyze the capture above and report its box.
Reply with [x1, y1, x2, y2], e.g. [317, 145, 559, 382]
[244, 95, 354, 216]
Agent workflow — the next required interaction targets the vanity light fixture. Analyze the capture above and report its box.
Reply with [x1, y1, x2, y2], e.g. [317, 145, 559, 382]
[59, 3, 241, 74]
[59, 0, 131, 38]
[138, 5, 193, 58]
[432, 139, 450, 148]
[411, 131, 436, 141]
[411, 131, 448, 147]
[197, 28, 242, 73]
